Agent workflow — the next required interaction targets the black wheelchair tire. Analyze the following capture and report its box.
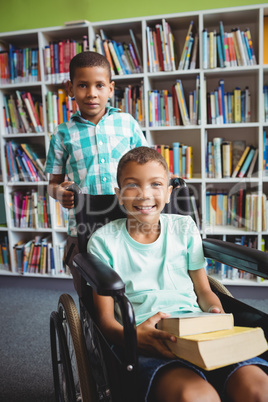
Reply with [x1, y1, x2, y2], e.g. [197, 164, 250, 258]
[58, 293, 97, 402]
[50, 310, 76, 401]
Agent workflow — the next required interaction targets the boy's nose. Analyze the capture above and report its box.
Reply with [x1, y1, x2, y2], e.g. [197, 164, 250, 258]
[86, 87, 96, 97]
[138, 185, 152, 199]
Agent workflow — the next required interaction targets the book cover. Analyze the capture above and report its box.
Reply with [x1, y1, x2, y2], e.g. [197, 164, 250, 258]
[157, 312, 234, 337]
[232, 145, 250, 177]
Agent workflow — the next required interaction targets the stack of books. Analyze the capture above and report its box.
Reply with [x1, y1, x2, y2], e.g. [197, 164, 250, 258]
[157, 312, 267, 370]
[94, 29, 142, 75]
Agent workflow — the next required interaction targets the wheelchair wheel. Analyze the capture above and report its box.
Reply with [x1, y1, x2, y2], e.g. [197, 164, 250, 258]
[58, 293, 97, 402]
[50, 310, 76, 401]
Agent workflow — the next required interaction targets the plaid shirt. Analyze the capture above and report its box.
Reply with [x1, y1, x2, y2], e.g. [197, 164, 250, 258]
[45, 107, 148, 235]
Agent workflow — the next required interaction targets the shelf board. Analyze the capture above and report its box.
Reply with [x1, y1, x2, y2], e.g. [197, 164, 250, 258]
[0, 81, 42, 89]
[7, 181, 48, 186]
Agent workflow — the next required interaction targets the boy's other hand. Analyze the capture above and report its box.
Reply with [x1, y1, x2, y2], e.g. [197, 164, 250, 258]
[137, 312, 177, 359]
[57, 181, 75, 209]
[208, 306, 222, 313]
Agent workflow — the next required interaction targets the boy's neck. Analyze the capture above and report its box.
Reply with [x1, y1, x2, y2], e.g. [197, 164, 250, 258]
[126, 219, 161, 244]
[80, 107, 108, 125]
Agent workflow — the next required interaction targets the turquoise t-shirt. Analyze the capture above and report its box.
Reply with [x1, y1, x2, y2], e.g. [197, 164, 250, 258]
[87, 214, 205, 325]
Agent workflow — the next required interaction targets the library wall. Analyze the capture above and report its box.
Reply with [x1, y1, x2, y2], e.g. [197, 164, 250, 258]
[0, 0, 267, 33]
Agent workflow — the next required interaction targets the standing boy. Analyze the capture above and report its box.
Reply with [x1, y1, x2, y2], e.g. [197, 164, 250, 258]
[45, 51, 147, 294]
[88, 147, 268, 402]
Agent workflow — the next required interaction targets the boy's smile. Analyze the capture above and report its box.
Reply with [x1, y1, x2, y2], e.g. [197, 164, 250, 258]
[68, 66, 114, 125]
[116, 161, 172, 239]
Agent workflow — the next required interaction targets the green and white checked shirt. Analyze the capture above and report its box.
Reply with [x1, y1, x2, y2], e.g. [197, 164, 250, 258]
[45, 107, 148, 235]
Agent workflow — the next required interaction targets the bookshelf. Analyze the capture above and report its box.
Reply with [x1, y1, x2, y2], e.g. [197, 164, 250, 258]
[0, 4, 268, 286]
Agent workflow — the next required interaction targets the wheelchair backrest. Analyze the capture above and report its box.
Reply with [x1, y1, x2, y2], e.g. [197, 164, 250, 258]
[70, 179, 192, 253]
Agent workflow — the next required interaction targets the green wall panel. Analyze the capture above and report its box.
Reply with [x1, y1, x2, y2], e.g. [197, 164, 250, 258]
[0, 0, 267, 33]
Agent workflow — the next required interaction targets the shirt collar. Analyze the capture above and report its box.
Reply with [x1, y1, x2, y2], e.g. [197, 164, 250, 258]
[70, 106, 120, 126]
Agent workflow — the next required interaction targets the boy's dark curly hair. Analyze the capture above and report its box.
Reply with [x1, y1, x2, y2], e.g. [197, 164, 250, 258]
[69, 51, 111, 82]
[117, 146, 169, 187]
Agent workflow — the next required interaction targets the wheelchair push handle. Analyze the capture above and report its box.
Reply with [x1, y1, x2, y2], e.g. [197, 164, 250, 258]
[66, 183, 82, 195]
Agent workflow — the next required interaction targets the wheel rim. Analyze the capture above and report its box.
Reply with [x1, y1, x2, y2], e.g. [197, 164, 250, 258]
[50, 311, 76, 402]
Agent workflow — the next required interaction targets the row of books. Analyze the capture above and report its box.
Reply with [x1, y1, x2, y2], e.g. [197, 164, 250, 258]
[153, 142, 193, 179]
[9, 190, 51, 229]
[113, 84, 145, 126]
[94, 29, 142, 75]
[14, 235, 67, 275]
[5, 141, 46, 183]
[3, 90, 43, 134]
[148, 76, 200, 127]
[0, 46, 39, 85]
[206, 190, 266, 231]
[43, 36, 88, 84]
[46, 89, 78, 133]
[264, 85, 268, 122]
[0, 187, 6, 227]
[206, 236, 257, 280]
[206, 81, 251, 125]
[0, 235, 9, 271]
[203, 22, 256, 69]
[146, 20, 177, 73]
[206, 138, 258, 179]
[263, 129, 268, 172]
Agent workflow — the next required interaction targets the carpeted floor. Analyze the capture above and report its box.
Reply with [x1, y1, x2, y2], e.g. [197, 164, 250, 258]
[0, 277, 78, 402]
[0, 276, 267, 402]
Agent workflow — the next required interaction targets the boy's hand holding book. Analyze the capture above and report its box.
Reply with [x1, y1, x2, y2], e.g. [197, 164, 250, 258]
[137, 312, 177, 359]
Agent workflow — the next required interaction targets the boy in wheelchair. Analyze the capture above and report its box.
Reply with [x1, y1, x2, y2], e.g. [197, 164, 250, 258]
[87, 146, 268, 401]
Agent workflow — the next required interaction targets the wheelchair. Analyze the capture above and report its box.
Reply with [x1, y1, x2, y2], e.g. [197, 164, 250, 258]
[50, 180, 268, 402]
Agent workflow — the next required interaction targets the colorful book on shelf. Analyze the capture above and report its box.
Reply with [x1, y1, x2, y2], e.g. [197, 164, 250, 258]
[174, 80, 190, 126]
[231, 145, 250, 177]
[179, 21, 194, 70]
[237, 147, 256, 178]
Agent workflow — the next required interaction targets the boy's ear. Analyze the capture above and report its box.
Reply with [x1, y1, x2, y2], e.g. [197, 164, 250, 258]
[115, 187, 124, 205]
[166, 185, 173, 204]
[109, 80, 115, 97]
[67, 80, 74, 98]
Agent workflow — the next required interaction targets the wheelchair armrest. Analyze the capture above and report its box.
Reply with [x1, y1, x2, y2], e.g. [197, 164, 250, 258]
[203, 239, 268, 279]
[73, 252, 125, 296]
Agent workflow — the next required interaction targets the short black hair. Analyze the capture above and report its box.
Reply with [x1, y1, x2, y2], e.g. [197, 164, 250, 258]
[69, 51, 111, 82]
[117, 146, 169, 187]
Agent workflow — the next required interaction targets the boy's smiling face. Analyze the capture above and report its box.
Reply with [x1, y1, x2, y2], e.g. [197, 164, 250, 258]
[116, 161, 172, 228]
[68, 66, 114, 124]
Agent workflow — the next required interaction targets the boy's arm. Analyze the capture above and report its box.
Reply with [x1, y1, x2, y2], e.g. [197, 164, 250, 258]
[47, 174, 75, 209]
[93, 291, 177, 358]
[189, 268, 225, 313]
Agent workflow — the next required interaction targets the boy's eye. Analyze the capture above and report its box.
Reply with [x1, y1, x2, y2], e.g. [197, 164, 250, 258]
[152, 182, 162, 187]
[79, 84, 87, 88]
[97, 83, 104, 88]
[125, 183, 137, 188]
